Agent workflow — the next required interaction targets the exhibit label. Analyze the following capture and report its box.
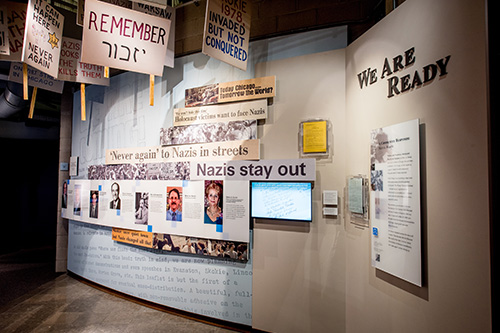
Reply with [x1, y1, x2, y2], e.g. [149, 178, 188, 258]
[185, 76, 275, 106]
[0, 1, 27, 61]
[105, 139, 260, 165]
[132, 2, 175, 68]
[81, 0, 171, 76]
[0, 5, 9, 55]
[174, 99, 267, 126]
[202, 0, 251, 71]
[8, 62, 64, 93]
[112, 227, 153, 247]
[191, 158, 316, 181]
[370, 119, 421, 286]
[58, 37, 109, 86]
[356, 46, 451, 98]
[22, 0, 64, 78]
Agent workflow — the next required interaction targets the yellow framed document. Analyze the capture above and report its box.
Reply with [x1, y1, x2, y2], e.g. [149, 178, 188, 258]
[299, 119, 331, 158]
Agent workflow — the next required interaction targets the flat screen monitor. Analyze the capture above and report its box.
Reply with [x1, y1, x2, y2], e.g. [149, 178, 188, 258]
[250, 181, 312, 222]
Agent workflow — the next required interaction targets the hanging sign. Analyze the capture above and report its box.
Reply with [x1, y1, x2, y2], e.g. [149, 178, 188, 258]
[0, 1, 27, 61]
[21, 0, 64, 78]
[9, 62, 64, 94]
[0, 4, 9, 55]
[174, 99, 267, 126]
[202, 0, 251, 71]
[185, 76, 275, 107]
[81, 0, 171, 76]
[105, 139, 260, 165]
[132, 1, 175, 68]
[58, 37, 109, 86]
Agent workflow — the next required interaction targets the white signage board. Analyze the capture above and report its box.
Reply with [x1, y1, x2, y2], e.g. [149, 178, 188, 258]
[62, 179, 250, 242]
[174, 99, 267, 126]
[202, 0, 251, 71]
[190, 159, 316, 181]
[22, 0, 64, 78]
[58, 37, 109, 86]
[8, 62, 64, 93]
[0, 4, 9, 55]
[370, 119, 421, 286]
[105, 139, 260, 165]
[0, 1, 26, 61]
[81, 0, 171, 76]
[132, 2, 175, 68]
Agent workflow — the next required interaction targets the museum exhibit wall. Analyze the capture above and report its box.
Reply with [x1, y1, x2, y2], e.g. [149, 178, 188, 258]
[251, 0, 491, 332]
[67, 26, 348, 326]
[66, 0, 491, 331]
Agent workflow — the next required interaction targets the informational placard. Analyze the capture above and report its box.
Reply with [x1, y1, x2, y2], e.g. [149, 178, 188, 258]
[8, 62, 64, 94]
[105, 139, 260, 165]
[0, 1, 27, 61]
[62, 179, 250, 242]
[81, 0, 171, 76]
[174, 99, 267, 126]
[22, 0, 64, 78]
[348, 177, 364, 214]
[185, 76, 275, 107]
[202, 0, 251, 71]
[191, 158, 316, 181]
[70, 156, 79, 176]
[0, 4, 9, 55]
[370, 119, 421, 286]
[58, 37, 109, 86]
[132, 1, 175, 68]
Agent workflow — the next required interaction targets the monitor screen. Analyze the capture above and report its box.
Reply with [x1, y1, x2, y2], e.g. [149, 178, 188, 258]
[250, 181, 312, 222]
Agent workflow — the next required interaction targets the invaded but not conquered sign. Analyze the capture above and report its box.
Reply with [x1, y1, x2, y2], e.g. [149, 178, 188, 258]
[105, 139, 260, 165]
[202, 0, 251, 71]
[22, 0, 64, 78]
[81, 0, 171, 76]
[185, 76, 275, 107]
[9, 61, 64, 93]
[0, 1, 27, 61]
[174, 99, 267, 126]
[58, 37, 109, 86]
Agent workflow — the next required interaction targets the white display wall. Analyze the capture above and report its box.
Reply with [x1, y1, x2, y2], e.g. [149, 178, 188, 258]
[68, 26, 348, 326]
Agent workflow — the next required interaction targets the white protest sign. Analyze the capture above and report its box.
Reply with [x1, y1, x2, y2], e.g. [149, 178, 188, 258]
[58, 37, 109, 86]
[132, 2, 175, 68]
[22, 0, 64, 78]
[0, 4, 9, 55]
[0, 1, 26, 61]
[9, 62, 64, 93]
[202, 0, 251, 71]
[81, 0, 171, 76]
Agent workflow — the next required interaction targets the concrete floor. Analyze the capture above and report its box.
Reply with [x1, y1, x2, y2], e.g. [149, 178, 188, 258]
[0, 248, 242, 333]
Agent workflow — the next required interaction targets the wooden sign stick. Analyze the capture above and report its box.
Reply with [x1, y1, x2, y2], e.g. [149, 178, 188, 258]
[150, 74, 154, 106]
[81, 83, 86, 121]
[28, 87, 37, 119]
[23, 63, 29, 100]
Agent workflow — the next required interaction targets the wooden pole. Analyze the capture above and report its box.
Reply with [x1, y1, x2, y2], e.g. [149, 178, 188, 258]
[28, 87, 37, 119]
[149, 74, 155, 106]
[23, 63, 28, 100]
[81, 83, 86, 121]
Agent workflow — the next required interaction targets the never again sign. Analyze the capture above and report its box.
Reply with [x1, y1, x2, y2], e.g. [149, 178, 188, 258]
[22, 0, 64, 78]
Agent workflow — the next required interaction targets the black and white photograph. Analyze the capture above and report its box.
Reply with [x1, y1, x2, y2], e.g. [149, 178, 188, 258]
[135, 192, 149, 225]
